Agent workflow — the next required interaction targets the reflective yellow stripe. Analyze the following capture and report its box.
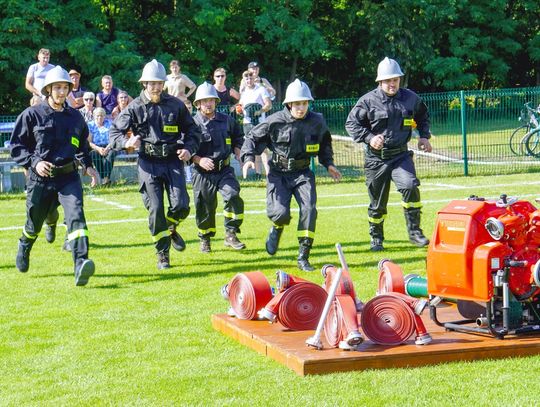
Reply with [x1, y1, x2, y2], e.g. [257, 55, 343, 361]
[401, 201, 423, 209]
[22, 227, 38, 240]
[368, 215, 386, 224]
[297, 230, 315, 239]
[67, 228, 89, 241]
[152, 230, 170, 242]
[71, 137, 79, 148]
[163, 125, 178, 132]
[272, 223, 284, 229]
[223, 211, 244, 220]
[198, 227, 216, 235]
[225, 138, 231, 145]
[166, 216, 180, 225]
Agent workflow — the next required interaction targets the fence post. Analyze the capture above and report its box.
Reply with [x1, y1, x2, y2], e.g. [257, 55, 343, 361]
[460, 90, 469, 176]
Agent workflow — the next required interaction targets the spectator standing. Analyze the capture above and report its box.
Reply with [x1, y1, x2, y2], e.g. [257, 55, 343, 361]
[67, 69, 87, 109]
[345, 57, 433, 251]
[212, 67, 240, 112]
[239, 71, 272, 179]
[110, 59, 201, 270]
[191, 82, 245, 253]
[96, 75, 119, 116]
[80, 91, 96, 122]
[10, 66, 99, 286]
[164, 60, 196, 113]
[111, 90, 130, 119]
[88, 107, 115, 186]
[241, 79, 341, 271]
[25, 48, 55, 106]
[240, 61, 276, 100]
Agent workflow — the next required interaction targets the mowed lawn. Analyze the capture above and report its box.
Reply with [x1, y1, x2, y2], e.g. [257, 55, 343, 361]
[1, 174, 540, 405]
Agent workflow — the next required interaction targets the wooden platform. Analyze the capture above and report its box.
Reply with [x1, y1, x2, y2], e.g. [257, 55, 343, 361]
[212, 306, 540, 376]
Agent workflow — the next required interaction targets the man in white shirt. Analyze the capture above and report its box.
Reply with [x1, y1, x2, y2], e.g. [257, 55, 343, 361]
[25, 48, 55, 105]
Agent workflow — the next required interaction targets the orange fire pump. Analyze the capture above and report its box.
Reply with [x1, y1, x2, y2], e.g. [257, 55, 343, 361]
[428, 194, 540, 338]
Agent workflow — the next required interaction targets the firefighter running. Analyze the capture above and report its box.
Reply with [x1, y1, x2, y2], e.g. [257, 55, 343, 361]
[191, 82, 246, 253]
[345, 57, 433, 251]
[241, 79, 341, 271]
[10, 66, 99, 286]
[109, 59, 201, 270]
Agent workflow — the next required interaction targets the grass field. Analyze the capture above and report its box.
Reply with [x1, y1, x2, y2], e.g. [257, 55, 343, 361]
[2, 174, 540, 405]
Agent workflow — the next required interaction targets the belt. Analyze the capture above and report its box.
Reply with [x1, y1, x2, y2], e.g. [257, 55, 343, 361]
[50, 161, 77, 177]
[370, 145, 408, 159]
[196, 156, 230, 173]
[272, 155, 310, 171]
[142, 143, 178, 158]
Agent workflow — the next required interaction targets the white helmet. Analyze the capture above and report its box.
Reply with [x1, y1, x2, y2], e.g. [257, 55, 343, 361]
[41, 66, 73, 96]
[193, 82, 221, 106]
[282, 79, 314, 105]
[375, 57, 404, 82]
[139, 59, 167, 82]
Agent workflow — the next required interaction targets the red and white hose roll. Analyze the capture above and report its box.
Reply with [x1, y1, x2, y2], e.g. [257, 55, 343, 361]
[275, 270, 310, 292]
[377, 259, 405, 295]
[324, 294, 363, 349]
[322, 264, 363, 311]
[361, 293, 432, 345]
[226, 271, 273, 320]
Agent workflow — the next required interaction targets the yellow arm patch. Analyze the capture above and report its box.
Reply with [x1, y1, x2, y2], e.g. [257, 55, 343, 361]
[306, 144, 319, 153]
[71, 137, 79, 148]
[164, 125, 179, 132]
[226, 138, 231, 145]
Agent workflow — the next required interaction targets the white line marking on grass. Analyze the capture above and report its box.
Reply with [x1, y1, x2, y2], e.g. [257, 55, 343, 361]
[89, 197, 134, 210]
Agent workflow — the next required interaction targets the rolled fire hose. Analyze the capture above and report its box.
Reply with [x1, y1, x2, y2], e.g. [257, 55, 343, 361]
[361, 294, 417, 346]
[277, 283, 328, 330]
[321, 264, 363, 311]
[226, 271, 273, 320]
[377, 259, 405, 295]
[324, 294, 363, 349]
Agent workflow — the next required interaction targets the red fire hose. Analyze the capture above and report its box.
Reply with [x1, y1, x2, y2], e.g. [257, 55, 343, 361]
[377, 259, 405, 295]
[275, 270, 310, 292]
[277, 282, 328, 330]
[361, 294, 416, 345]
[322, 264, 363, 311]
[324, 294, 363, 349]
[227, 271, 273, 320]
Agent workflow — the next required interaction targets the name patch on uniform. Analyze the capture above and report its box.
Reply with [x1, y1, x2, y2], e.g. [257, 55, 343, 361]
[225, 137, 231, 145]
[71, 137, 79, 148]
[306, 144, 319, 153]
[164, 125, 179, 132]
[403, 118, 416, 128]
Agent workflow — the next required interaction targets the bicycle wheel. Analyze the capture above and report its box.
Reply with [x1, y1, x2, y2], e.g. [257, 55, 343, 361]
[509, 125, 530, 155]
[525, 129, 540, 158]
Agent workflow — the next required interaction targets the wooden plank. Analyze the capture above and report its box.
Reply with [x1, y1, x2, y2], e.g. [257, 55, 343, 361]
[212, 308, 540, 376]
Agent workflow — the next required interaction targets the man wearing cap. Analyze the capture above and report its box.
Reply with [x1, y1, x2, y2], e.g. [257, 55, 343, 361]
[10, 66, 99, 286]
[110, 59, 201, 270]
[240, 62, 276, 100]
[191, 82, 245, 253]
[25, 48, 55, 105]
[345, 57, 433, 252]
[241, 79, 341, 271]
[67, 69, 87, 109]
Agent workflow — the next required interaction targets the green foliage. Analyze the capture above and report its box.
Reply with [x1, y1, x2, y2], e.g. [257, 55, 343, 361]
[0, 0, 538, 113]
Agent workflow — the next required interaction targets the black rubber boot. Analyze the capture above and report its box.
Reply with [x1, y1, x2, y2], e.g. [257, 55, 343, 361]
[224, 230, 245, 250]
[265, 226, 283, 256]
[45, 224, 56, 244]
[157, 251, 170, 269]
[169, 226, 186, 252]
[405, 208, 430, 247]
[200, 237, 211, 253]
[16, 237, 34, 273]
[297, 237, 315, 271]
[74, 258, 95, 286]
[369, 222, 384, 251]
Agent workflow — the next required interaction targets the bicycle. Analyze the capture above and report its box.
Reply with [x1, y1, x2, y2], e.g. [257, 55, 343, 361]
[509, 102, 540, 156]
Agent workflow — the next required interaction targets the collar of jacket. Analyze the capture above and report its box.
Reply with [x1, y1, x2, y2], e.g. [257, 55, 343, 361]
[376, 86, 403, 102]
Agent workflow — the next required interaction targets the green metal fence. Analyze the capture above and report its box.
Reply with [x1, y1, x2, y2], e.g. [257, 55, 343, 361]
[2, 86, 540, 182]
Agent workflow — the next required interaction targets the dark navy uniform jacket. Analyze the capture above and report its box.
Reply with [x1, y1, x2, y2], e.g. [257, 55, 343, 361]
[345, 87, 431, 150]
[10, 100, 93, 170]
[241, 107, 335, 169]
[110, 91, 201, 155]
[193, 111, 243, 161]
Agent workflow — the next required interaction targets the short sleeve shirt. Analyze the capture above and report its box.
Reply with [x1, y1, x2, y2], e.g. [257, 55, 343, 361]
[26, 63, 55, 94]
